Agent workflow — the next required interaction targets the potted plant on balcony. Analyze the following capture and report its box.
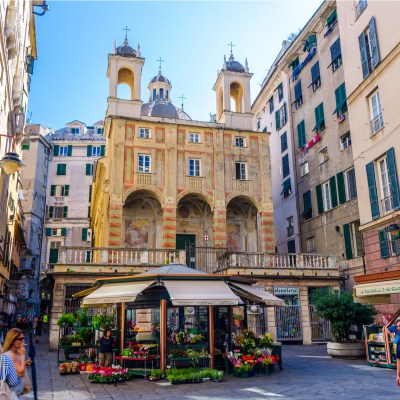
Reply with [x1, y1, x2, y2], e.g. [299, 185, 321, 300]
[312, 288, 376, 358]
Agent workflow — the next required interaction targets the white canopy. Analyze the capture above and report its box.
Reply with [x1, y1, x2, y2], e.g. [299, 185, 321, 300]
[229, 282, 285, 307]
[163, 280, 240, 306]
[82, 281, 155, 307]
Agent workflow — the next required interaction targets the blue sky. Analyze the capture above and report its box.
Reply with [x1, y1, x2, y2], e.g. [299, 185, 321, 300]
[29, 0, 322, 129]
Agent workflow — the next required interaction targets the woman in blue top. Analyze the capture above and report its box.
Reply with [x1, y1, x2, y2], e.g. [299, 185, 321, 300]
[0, 352, 20, 389]
[387, 319, 400, 385]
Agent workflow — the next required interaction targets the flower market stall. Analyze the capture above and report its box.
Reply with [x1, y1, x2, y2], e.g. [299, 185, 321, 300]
[75, 263, 284, 380]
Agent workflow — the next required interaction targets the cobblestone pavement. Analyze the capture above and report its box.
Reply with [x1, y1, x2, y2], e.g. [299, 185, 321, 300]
[23, 335, 400, 400]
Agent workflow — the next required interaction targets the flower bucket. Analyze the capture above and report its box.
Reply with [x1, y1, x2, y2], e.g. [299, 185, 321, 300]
[241, 372, 249, 378]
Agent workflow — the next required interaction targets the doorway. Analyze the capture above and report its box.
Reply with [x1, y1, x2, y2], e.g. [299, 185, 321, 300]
[176, 234, 196, 268]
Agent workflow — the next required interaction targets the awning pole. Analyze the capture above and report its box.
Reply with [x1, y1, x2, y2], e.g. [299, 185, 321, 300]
[120, 302, 125, 366]
[160, 299, 167, 372]
[209, 305, 215, 369]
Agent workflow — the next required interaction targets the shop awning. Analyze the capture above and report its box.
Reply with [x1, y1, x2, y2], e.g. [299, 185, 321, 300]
[354, 279, 400, 298]
[229, 283, 285, 307]
[163, 280, 239, 306]
[72, 286, 100, 298]
[81, 281, 155, 307]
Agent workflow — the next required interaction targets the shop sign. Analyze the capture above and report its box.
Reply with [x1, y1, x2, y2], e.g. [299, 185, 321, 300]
[274, 287, 299, 296]
[355, 280, 400, 297]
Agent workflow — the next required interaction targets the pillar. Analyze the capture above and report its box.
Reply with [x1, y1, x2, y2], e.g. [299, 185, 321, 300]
[162, 207, 177, 249]
[259, 211, 275, 252]
[300, 286, 312, 345]
[213, 208, 227, 248]
[120, 303, 125, 357]
[49, 278, 64, 350]
[209, 305, 215, 369]
[160, 299, 167, 372]
[108, 204, 123, 247]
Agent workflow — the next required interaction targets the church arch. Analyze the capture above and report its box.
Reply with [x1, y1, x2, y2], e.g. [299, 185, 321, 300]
[117, 67, 135, 100]
[230, 81, 244, 113]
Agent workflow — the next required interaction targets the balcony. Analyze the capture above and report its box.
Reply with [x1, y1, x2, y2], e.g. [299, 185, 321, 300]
[370, 113, 384, 135]
[235, 180, 250, 192]
[49, 246, 339, 278]
[186, 176, 203, 189]
[135, 173, 152, 185]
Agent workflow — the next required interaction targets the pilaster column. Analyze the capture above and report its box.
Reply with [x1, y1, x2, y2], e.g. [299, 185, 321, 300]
[108, 203, 123, 247]
[260, 211, 275, 252]
[162, 207, 177, 249]
[49, 278, 64, 350]
[213, 208, 227, 248]
[300, 286, 312, 345]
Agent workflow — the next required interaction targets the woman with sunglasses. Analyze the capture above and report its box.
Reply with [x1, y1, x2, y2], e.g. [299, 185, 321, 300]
[2, 328, 27, 396]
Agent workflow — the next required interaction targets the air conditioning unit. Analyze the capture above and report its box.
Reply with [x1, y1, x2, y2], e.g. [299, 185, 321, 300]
[87, 229, 92, 241]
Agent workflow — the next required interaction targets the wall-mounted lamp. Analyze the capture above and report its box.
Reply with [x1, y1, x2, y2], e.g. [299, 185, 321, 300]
[388, 224, 400, 237]
[33, 1, 49, 16]
[0, 134, 25, 175]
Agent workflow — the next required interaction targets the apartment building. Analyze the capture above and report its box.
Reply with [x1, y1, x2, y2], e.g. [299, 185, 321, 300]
[336, 1, 400, 317]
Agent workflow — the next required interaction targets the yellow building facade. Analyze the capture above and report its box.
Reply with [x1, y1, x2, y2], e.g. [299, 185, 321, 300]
[92, 39, 275, 254]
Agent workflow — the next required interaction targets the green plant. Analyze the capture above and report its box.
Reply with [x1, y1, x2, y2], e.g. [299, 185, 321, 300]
[59, 336, 72, 346]
[92, 314, 114, 330]
[258, 333, 275, 347]
[312, 288, 376, 342]
[57, 313, 76, 327]
[233, 313, 243, 320]
[68, 333, 84, 343]
[77, 309, 89, 326]
[78, 327, 94, 344]
[150, 369, 163, 379]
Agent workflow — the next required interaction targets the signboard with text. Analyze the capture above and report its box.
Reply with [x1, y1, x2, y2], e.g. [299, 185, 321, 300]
[274, 287, 299, 296]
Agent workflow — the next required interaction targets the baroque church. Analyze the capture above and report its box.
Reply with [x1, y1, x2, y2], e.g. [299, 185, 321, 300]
[91, 34, 274, 259]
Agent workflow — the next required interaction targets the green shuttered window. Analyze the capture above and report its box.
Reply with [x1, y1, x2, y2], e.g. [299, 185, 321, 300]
[82, 228, 88, 241]
[297, 120, 306, 148]
[386, 147, 400, 210]
[366, 161, 380, 220]
[316, 184, 324, 214]
[379, 229, 389, 258]
[343, 224, 353, 260]
[330, 176, 338, 208]
[56, 164, 66, 176]
[337, 172, 346, 204]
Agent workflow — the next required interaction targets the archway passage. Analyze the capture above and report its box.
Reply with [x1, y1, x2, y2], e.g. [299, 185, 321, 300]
[226, 196, 259, 252]
[123, 190, 162, 248]
[117, 68, 134, 100]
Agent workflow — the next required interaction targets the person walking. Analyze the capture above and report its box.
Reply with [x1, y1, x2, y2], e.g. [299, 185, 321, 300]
[387, 319, 400, 385]
[35, 317, 42, 343]
[0, 352, 20, 399]
[98, 329, 113, 367]
[2, 328, 28, 396]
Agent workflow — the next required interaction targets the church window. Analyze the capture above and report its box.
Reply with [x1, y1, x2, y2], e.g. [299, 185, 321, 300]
[160, 88, 164, 100]
[189, 133, 201, 143]
[188, 159, 201, 177]
[235, 162, 247, 180]
[138, 128, 151, 138]
[138, 154, 151, 173]
[153, 89, 156, 101]
[234, 137, 246, 148]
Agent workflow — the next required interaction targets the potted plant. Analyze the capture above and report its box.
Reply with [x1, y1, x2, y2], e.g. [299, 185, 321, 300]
[92, 314, 114, 330]
[312, 288, 376, 358]
[149, 369, 164, 381]
[57, 313, 76, 327]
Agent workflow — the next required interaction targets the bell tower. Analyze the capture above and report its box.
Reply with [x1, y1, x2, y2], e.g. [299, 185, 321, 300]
[213, 46, 253, 130]
[106, 30, 144, 119]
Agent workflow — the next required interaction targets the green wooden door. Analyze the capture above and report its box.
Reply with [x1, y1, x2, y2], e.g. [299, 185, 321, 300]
[176, 234, 196, 268]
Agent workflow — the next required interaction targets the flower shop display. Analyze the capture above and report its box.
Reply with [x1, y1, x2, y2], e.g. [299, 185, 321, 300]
[59, 361, 80, 375]
[148, 369, 164, 381]
[121, 343, 158, 358]
[88, 366, 133, 384]
[168, 329, 205, 345]
[166, 368, 223, 384]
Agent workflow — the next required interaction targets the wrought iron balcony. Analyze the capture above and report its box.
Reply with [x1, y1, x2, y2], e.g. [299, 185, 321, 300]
[48, 246, 338, 277]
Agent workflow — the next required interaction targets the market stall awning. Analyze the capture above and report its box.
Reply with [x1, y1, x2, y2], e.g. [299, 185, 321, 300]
[163, 280, 239, 306]
[72, 286, 100, 299]
[354, 279, 400, 298]
[229, 282, 285, 307]
[81, 281, 155, 307]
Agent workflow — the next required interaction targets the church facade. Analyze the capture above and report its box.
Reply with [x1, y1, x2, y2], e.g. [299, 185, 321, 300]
[91, 37, 275, 255]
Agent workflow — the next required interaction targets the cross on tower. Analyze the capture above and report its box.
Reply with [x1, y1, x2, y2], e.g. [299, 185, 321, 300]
[157, 57, 164, 72]
[123, 26, 130, 41]
[228, 41, 235, 55]
[179, 94, 186, 109]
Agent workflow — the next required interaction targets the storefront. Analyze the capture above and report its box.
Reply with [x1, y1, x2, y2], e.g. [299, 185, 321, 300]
[79, 264, 284, 371]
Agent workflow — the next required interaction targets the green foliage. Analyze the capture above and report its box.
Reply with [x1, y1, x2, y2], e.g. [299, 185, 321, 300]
[312, 288, 376, 342]
[92, 314, 114, 330]
[56, 313, 76, 327]
[76, 309, 89, 326]
[77, 327, 94, 344]
[59, 336, 72, 346]
[150, 369, 163, 378]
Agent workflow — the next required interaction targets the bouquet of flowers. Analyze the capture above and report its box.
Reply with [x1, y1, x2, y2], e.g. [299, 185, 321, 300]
[257, 333, 275, 347]
[88, 366, 132, 383]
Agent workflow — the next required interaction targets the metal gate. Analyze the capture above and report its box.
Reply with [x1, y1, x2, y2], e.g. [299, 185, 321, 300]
[275, 305, 302, 341]
[309, 305, 331, 341]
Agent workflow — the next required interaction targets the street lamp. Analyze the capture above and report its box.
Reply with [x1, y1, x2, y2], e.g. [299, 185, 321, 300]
[0, 152, 24, 175]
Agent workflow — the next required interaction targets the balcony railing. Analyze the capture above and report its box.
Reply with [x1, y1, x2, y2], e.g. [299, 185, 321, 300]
[50, 246, 337, 275]
[187, 176, 203, 189]
[136, 173, 152, 185]
[370, 113, 384, 135]
[235, 180, 250, 191]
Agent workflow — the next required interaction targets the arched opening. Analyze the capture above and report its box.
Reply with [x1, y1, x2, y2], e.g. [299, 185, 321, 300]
[117, 68, 134, 100]
[123, 190, 162, 248]
[230, 82, 244, 113]
[217, 88, 223, 120]
[226, 196, 259, 252]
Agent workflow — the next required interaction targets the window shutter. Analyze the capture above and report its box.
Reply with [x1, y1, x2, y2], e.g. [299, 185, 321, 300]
[318, 103, 324, 125]
[337, 172, 346, 204]
[86, 164, 91, 176]
[50, 185, 56, 196]
[368, 17, 380, 69]
[386, 147, 400, 210]
[311, 61, 320, 82]
[330, 176, 338, 208]
[358, 32, 370, 79]
[330, 40, 339, 61]
[49, 206, 54, 218]
[86, 251, 91, 262]
[82, 228, 88, 241]
[63, 206, 68, 218]
[53, 145, 59, 156]
[283, 103, 287, 124]
[100, 145, 105, 156]
[343, 224, 353, 260]
[316, 184, 324, 214]
[88, 185, 92, 202]
[379, 229, 390, 258]
[280, 132, 287, 153]
[61, 228, 67, 236]
[294, 82, 302, 100]
[275, 110, 280, 130]
[282, 155, 289, 178]
[45, 228, 52, 237]
[67, 145, 72, 156]
[287, 240, 296, 253]
[64, 185, 70, 196]
[297, 120, 306, 148]
[366, 162, 380, 219]
[302, 190, 312, 219]
[49, 248, 59, 264]
[88, 206, 91, 218]
[87, 145, 92, 157]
